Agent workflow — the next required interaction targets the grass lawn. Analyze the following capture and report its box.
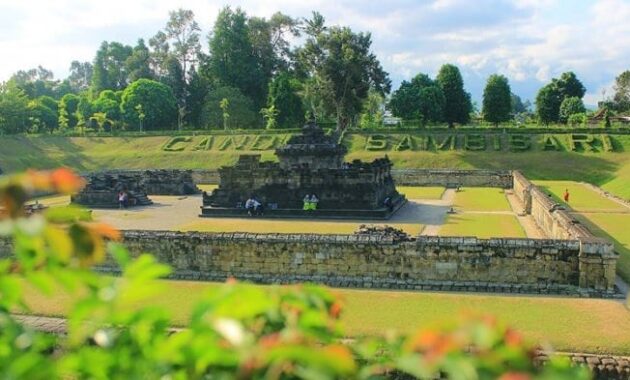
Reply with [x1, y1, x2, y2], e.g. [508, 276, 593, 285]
[19, 280, 630, 355]
[178, 219, 424, 235]
[397, 186, 444, 199]
[452, 188, 512, 212]
[535, 181, 627, 212]
[439, 213, 526, 238]
[574, 213, 630, 282]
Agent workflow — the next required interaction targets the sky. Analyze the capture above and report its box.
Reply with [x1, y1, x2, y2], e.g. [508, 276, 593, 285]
[1, 0, 629, 106]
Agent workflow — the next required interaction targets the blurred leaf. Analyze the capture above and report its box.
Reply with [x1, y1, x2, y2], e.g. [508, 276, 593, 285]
[44, 205, 92, 223]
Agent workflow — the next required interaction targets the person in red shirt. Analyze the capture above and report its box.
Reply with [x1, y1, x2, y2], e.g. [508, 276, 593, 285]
[563, 189, 570, 203]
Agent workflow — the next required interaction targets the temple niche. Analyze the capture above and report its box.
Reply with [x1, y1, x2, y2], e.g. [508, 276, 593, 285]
[201, 121, 406, 219]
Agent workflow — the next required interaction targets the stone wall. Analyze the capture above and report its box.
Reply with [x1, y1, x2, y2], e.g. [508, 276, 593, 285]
[392, 169, 513, 188]
[87, 230, 619, 295]
[512, 171, 596, 240]
[192, 169, 514, 188]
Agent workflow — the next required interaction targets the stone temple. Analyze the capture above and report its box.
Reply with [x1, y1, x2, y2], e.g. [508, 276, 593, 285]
[201, 121, 406, 219]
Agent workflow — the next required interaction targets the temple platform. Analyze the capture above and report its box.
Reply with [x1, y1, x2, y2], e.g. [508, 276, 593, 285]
[200, 195, 407, 220]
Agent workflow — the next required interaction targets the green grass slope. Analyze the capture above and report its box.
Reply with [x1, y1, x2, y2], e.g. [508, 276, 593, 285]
[1, 133, 629, 199]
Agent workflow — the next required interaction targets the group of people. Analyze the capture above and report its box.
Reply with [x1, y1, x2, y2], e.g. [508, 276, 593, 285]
[302, 194, 319, 211]
[245, 196, 264, 216]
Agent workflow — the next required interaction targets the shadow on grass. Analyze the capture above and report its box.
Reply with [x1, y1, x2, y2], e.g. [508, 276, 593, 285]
[460, 151, 620, 186]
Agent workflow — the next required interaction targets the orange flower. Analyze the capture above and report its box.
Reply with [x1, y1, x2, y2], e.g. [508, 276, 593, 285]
[499, 372, 531, 380]
[504, 328, 523, 347]
[85, 222, 121, 241]
[50, 168, 85, 194]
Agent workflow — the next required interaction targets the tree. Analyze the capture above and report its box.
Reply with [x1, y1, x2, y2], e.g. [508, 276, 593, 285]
[0, 82, 30, 134]
[183, 66, 209, 128]
[135, 104, 146, 132]
[260, 104, 278, 129]
[120, 79, 177, 130]
[125, 39, 154, 82]
[76, 94, 94, 129]
[89, 112, 113, 132]
[553, 71, 586, 100]
[59, 93, 80, 129]
[482, 74, 512, 126]
[612, 70, 630, 112]
[535, 72, 586, 124]
[559, 96, 586, 123]
[511, 93, 528, 114]
[535, 84, 561, 124]
[201, 86, 258, 129]
[90, 41, 133, 95]
[207, 7, 265, 109]
[300, 18, 391, 130]
[267, 72, 304, 129]
[418, 85, 445, 124]
[93, 90, 122, 124]
[389, 80, 421, 120]
[359, 89, 385, 129]
[27, 97, 58, 133]
[436, 64, 471, 127]
[67, 61, 93, 92]
[8, 66, 59, 99]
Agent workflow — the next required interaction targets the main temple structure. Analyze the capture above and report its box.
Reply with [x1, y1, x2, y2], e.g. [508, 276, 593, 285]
[201, 121, 406, 219]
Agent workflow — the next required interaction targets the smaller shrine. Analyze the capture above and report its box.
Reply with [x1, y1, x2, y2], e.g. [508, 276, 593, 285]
[201, 120, 406, 219]
[71, 172, 153, 208]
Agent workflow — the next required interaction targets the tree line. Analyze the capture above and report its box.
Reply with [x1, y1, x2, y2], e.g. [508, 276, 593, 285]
[390, 68, 630, 127]
[0, 7, 629, 135]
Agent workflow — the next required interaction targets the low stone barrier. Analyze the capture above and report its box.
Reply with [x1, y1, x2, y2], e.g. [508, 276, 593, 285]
[82, 231, 621, 297]
[191, 168, 514, 188]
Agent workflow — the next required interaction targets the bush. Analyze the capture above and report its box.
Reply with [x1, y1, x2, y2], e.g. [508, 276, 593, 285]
[0, 169, 591, 379]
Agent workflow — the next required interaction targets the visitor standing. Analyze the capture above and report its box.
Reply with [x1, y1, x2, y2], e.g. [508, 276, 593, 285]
[245, 197, 256, 216]
[118, 191, 125, 209]
[303, 194, 312, 211]
[563, 189, 570, 203]
[309, 194, 319, 210]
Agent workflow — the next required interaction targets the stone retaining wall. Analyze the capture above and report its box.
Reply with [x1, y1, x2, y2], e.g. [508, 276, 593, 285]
[85, 230, 619, 296]
[191, 169, 514, 188]
[392, 169, 513, 188]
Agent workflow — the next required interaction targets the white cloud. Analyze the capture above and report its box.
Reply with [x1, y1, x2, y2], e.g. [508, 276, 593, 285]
[0, 0, 628, 103]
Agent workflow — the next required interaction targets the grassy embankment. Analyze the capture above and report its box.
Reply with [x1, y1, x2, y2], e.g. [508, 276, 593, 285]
[1, 132, 628, 199]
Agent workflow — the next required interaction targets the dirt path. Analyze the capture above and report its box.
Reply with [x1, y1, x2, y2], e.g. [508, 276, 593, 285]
[418, 189, 455, 236]
[505, 190, 547, 239]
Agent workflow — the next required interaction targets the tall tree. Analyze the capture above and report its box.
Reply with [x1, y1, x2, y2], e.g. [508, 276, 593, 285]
[436, 64, 471, 127]
[482, 74, 512, 126]
[125, 39, 154, 82]
[511, 93, 528, 114]
[184, 66, 209, 128]
[0, 82, 30, 134]
[163, 9, 201, 83]
[389, 73, 444, 123]
[9, 66, 58, 99]
[535, 84, 561, 124]
[201, 86, 258, 129]
[553, 72, 586, 100]
[68, 61, 93, 92]
[207, 7, 263, 108]
[90, 41, 133, 95]
[612, 70, 630, 112]
[267, 72, 304, 129]
[59, 93, 80, 129]
[535, 72, 586, 124]
[300, 16, 391, 130]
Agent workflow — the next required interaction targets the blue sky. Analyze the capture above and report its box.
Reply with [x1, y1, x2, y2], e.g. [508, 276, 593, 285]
[1, 0, 629, 105]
